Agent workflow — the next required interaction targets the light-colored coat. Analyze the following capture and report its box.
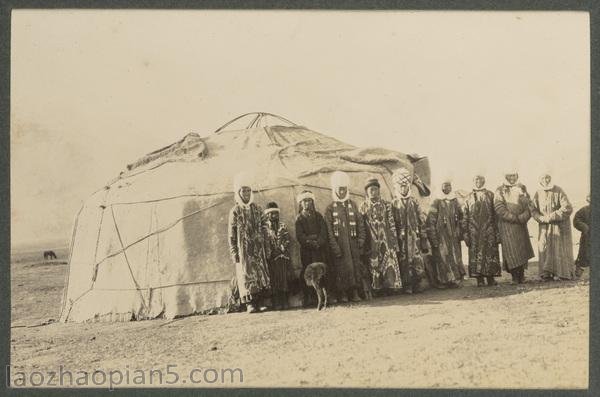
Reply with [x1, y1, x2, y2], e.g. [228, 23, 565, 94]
[531, 186, 574, 279]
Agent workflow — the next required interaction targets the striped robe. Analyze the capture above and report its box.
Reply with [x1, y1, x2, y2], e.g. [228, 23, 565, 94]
[494, 183, 534, 271]
[427, 197, 466, 283]
[531, 186, 574, 279]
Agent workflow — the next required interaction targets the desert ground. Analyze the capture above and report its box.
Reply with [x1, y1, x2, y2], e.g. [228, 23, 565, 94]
[10, 247, 589, 389]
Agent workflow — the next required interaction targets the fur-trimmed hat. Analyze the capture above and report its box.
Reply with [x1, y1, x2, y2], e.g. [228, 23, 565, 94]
[364, 178, 380, 191]
[297, 190, 316, 204]
[264, 201, 280, 215]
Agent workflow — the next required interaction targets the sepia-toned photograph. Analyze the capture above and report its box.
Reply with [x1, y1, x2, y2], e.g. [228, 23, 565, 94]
[8, 8, 591, 390]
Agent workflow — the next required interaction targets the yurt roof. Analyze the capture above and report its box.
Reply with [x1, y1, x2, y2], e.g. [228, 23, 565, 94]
[101, 113, 427, 204]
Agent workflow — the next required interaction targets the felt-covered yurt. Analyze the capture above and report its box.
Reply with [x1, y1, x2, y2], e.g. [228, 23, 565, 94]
[60, 113, 431, 322]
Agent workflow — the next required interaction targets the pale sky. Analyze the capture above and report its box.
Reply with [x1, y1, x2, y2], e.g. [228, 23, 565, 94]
[11, 10, 590, 247]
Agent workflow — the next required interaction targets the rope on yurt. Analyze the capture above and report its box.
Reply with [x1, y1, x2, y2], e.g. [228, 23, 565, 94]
[61, 286, 93, 321]
[91, 279, 232, 291]
[154, 205, 162, 290]
[90, 206, 107, 285]
[90, 198, 230, 278]
[58, 203, 84, 321]
[109, 191, 230, 206]
[110, 206, 150, 315]
[144, 205, 153, 295]
[60, 185, 113, 321]
[107, 183, 304, 207]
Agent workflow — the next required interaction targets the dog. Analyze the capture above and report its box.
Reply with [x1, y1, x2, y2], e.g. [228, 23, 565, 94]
[303, 262, 328, 311]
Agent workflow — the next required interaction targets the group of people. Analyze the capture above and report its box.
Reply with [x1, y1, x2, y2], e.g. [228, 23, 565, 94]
[227, 168, 590, 313]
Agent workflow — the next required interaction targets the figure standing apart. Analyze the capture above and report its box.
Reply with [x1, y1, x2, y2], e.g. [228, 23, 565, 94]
[530, 174, 574, 281]
[494, 171, 534, 284]
[573, 195, 590, 279]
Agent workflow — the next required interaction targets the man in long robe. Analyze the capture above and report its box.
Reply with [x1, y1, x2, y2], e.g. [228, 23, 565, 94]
[264, 201, 291, 310]
[530, 174, 574, 280]
[324, 171, 366, 302]
[391, 168, 428, 294]
[295, 190, 333, 306]
[494, 171, 534, 284]
[462, 175, 501, 286]
[426, 181, 465, 288]
[228, 173, 271, 313]
[359, 178, 402, 293]
[573, 195, 590, 278]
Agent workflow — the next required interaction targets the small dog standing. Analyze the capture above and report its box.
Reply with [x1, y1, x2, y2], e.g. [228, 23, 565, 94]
[303, 262, 328, 311]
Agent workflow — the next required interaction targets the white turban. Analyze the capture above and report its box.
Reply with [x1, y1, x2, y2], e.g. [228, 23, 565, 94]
[233, 171, 254, 207]
[330, 171, 350, 189]
[473, 174, 486, 190]
[539, 173, 554, 191]
[330, 171, 350, 202]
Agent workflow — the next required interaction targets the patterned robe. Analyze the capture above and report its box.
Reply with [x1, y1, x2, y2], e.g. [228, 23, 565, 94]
[531, 186, 574, 279]
[360, 198, 402, 290]
[462, 189, 501, 277]
[265, 220, 291, 293]
[494, 183, 534, 271]
[573, 204, 590, 268]
[392, 196, 427, 285]
[324, 200, 366, 291]
[228, 203, 271, 303]
[427, 197, 466, 284]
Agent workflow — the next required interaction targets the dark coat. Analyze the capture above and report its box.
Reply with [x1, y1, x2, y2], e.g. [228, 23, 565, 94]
[295, 211, 329, 267]
[573, 204, 590, 268]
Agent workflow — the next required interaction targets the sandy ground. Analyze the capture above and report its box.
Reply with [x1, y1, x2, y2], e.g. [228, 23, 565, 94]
[10, 257, 589, 389]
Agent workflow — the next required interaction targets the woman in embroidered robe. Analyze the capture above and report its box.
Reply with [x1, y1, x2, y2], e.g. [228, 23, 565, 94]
[391, 168, 428, 294]
[227, 173, 271, 313]
[324, 171, 366, 303]
[426, 181, 465, 288]
[462, 175, 501, 286]
[359, 178, 402, 292]
[494, 171, 534, 284]
[530, 174, 574, 280]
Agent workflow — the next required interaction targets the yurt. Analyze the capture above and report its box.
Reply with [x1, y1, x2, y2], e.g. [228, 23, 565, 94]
[59, 113, 431, 322]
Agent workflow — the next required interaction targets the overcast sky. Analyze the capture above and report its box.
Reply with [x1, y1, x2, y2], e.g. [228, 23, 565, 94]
[11, 10, 590, 247]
